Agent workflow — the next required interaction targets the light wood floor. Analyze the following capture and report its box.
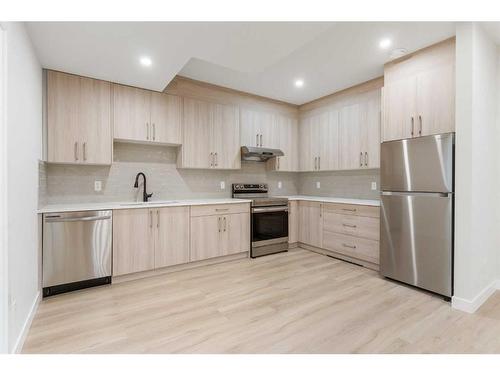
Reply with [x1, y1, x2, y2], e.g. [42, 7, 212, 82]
[22, 249, 500, 353]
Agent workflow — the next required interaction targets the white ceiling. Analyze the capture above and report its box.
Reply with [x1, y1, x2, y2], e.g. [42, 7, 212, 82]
[27, 22, 458, 105]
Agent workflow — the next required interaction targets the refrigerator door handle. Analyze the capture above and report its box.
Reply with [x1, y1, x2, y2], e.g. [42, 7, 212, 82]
[381, 191, 451, 198]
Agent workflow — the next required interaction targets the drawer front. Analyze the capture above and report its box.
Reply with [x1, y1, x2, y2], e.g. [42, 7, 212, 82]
[322, 231, 379, 265]
[190, 203, 250, 217]
[322, 202, 379, 218]
[323, 212, 379, 241]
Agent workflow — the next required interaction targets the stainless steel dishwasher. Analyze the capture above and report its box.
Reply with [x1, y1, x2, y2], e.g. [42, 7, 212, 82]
[43, 210, 112, 297]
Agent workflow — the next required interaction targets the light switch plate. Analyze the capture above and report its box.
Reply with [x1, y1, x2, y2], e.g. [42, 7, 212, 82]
[220, 181, 225, 190]
[278, 181, 282, 189]
[371, 182, 377, 191]
[94, 180, 102, 192]
[316, 181, 321, 189]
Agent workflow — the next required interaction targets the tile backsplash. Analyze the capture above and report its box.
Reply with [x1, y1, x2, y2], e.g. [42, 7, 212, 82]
[39, 142, 380, 206]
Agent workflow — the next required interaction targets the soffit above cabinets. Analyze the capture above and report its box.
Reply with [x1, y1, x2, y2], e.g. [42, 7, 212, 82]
[26, 22, 456, 105]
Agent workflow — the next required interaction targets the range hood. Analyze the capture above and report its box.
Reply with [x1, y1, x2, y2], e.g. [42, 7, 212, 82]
[241, 146, 284, 162]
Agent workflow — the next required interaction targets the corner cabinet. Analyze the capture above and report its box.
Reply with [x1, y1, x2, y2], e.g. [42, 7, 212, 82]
[178, 97, 241, 169]
[113, 84, 182, 145]
[267, 114, 299, 172]
[112, 206, 190, 276]
[382, 38, 455, 142]
[47, 70, 112, 165]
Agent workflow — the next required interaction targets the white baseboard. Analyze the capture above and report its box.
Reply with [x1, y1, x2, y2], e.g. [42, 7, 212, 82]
[452, 280, 500, 314]
[11, 291, 40, 353]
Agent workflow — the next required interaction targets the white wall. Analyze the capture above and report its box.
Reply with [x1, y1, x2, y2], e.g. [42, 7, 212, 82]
[0, 22, 42, 352]
[453, 23, 500, 312]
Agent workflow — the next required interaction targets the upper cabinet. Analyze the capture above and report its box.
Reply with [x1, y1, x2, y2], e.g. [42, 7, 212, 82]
[113, 84, 182, 145]
[382, 38, 455, 142]
[240, 108, 279, 149]
[178, 97, 240, 169]
[47, 70, 112, 165]
[299, 85, 381, 172]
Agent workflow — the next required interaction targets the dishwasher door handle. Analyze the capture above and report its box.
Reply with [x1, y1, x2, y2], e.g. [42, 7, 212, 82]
[45, 215, 112, 223]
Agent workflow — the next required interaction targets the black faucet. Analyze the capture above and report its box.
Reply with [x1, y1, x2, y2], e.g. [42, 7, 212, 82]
[134, 172, 153, 202]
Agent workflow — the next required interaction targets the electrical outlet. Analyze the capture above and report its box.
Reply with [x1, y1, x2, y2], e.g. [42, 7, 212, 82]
[94, 180, 102, 192]
[278, 181, 282, 189]
[371, 182, 377, 191]
[316, 181, 321, 189]
[220, 181, 225, 190]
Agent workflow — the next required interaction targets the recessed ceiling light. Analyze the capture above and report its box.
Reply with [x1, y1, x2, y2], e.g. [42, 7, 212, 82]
[294, 79, 304, 88]
[379, 38, 392, 49]
[139, 56, 152, 67]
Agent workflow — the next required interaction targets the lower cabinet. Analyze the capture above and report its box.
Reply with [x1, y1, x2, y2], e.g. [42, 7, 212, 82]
[288, 201, 299, 244]
[190, 205, 250, 262]
[298, 201, 323, 248]
[112, 206, 189, 276]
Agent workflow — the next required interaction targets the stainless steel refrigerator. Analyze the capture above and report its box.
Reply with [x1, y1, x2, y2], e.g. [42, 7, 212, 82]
[380, 133, 454, 298]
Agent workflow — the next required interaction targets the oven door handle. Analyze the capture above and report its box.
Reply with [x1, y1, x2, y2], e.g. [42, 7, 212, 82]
[252, 207, 289, 213]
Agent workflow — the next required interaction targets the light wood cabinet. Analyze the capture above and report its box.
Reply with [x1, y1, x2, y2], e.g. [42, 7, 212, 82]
[298, 201, 322, 248]
[268, 114, 299, 172]
[179, 97, 240, 169]
[190, 205, 250, 262]
[288, 201, 299, 244]
[382, 38, 455, 142]
[47, 70, 111, 165]
[113, 209, 154, 276]
[113, 84, 182, 145]
[240, 108, 279, 149]
[339, 91, 380, 169]
[155, 206, 190, 268]
[113, 207, 190, 276]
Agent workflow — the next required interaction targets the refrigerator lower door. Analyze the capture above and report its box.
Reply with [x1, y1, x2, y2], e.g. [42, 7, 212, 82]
[380, 192, 453, 297]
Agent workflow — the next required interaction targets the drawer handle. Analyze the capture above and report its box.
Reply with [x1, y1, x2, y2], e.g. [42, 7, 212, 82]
[215, 208, 229, 212]
[342, 243, 357, 249]
[342, 223, 357, 228]
[342, 208, 357, 212]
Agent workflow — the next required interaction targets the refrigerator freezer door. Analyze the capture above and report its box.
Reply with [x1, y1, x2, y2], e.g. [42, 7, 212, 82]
[380, 192, 453, 297]
[380, 133, 454, 193]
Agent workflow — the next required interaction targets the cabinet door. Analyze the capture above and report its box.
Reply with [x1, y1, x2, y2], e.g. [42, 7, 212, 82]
[288, 201, 299, 244]
[212, 103, 241, 169]
[79, 77, 112, 164]
[113, 84, 151, 142]
[154, 206, 190, 268]
[273, 115, 298, 171]
[360, 91, 381, 168]
[319, 109, 339, 171]
[190, 215, 222, 262]
[416, 64, 455, 136]
[259, 112, 279, 149]
[298, 201, 322, 248]
[339, 103, 363, 170]
[180, 97, 213, 168]
[47, 71, 81, 163]
[240, 108, 260, 147]
[221, 213, 250, 256]
[299, 116, 314, 171]
[113, 209, 154, 276]
[150, 92, 182, 145]
[382, 77, 416, 142]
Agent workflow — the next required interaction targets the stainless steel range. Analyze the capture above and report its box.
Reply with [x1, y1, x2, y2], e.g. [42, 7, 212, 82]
[232, 183, 288, 258]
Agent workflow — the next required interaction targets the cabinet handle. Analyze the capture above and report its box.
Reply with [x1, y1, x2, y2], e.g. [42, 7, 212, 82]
[342, 223, 357, 228]
[277, 157, 280, 170]
[342, 208, 357, 212]
[342, 243, 357, 249]
[224, 217, 227, 232]
[419, 115, 422, 136]
[149, 210, 153, 229]
[83, 142, 87, 161]
[364, 152, 368, 167]
[214, 152, 218, 167]
[215, 208, 229, 212]
[218, 217, 221, 232]
[319, 156, 321, 170]
[153, 123, 156, 141]
[74, 142, 78, 161]
[256, 134, 259, 147]
[411, 116, 414, 136]
[260, 134, 263, 147]
[359, 152, 363, 167]
[157, 210, 160, 228]
[210, 152, 213, 167]
[146, 123, 149, 140]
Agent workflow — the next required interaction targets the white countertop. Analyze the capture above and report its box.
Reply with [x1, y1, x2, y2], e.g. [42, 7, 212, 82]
[280, 195, 380, 207]
[38, 198, 252, 214]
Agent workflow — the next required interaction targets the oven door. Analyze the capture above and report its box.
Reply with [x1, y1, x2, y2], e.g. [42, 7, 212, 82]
[251, 206, 289, 247]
